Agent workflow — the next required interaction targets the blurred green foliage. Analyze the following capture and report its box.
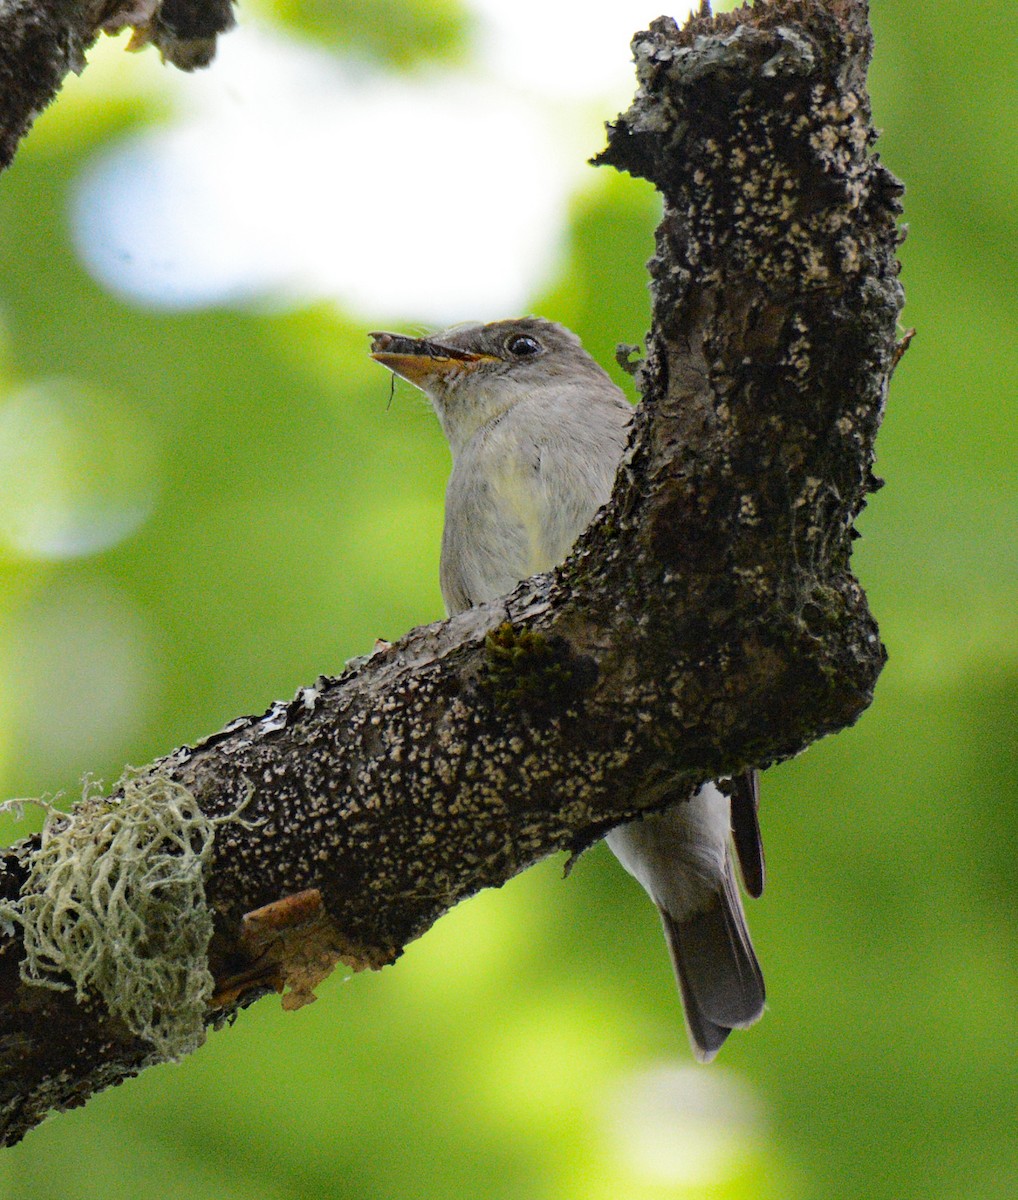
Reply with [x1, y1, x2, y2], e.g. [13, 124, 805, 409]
[0, 2, 1016, 1199]
[260, 0, 471, 67]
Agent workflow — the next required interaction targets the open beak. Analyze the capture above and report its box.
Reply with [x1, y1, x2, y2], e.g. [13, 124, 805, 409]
[369, 331, 496, 386]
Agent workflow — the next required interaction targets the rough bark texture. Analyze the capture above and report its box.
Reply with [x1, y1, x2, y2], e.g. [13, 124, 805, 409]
[0, 0, 233, 170]
[0, 0, 904, 1146]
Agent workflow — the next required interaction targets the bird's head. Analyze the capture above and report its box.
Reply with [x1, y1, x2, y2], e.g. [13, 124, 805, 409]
[370, 317, 612, 453]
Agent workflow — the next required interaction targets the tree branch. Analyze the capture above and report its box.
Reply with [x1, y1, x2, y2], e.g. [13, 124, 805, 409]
[0, 0, 234, 170]
[0, 0, 905, 1146]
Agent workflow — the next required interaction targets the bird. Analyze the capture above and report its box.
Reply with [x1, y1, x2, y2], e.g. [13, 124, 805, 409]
[370, 316, 765, 1061]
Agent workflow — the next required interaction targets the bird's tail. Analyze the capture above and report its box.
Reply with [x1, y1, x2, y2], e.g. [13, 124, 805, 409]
[658, 854, 765, 1062]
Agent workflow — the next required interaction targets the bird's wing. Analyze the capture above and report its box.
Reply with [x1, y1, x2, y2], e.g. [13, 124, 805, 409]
[729, 770, 765, 899]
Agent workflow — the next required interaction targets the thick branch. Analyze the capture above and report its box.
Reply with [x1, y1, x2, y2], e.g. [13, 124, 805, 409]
[0, 0, 904, 1145]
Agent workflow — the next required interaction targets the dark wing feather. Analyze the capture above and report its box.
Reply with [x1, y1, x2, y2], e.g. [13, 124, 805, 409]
[729, 770, 765, 899]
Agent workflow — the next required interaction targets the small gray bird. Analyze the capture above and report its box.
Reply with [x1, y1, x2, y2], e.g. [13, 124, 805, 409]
[370, 317, 765, 1061]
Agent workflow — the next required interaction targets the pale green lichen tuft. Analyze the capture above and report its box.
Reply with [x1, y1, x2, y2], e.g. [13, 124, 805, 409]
[0, 769, 240, 1063]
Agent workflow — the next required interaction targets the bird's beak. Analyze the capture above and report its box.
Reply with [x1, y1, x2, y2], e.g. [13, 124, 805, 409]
[369, 332, 497, 386]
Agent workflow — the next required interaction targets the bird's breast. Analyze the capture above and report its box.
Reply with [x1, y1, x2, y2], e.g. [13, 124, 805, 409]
[440, 396, 628, 613]
[486, 455, 556, 576]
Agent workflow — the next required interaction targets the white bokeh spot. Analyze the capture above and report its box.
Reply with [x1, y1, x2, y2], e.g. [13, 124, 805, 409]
[70, 2, 687, 322]
[0, 378, 157, 561]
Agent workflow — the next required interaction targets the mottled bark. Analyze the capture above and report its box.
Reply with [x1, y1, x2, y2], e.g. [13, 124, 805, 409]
[0, 0, 233, 170]
[0, 0, 905, 1146]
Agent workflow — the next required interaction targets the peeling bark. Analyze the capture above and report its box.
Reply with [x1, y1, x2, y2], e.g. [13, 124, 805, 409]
[0, 0, 904, 1146]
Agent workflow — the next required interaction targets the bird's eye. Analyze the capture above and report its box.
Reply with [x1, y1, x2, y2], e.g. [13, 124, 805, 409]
[506, 334, 541, 357]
